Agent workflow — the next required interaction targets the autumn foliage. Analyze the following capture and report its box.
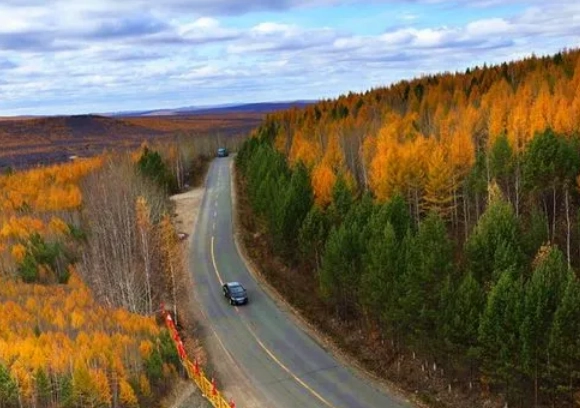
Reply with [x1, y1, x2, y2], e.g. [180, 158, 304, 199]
[268, 49, 580, 224]
[238, 49, 580, 408]
[0, 149, 196, 407]
[0, 270, 177, 408]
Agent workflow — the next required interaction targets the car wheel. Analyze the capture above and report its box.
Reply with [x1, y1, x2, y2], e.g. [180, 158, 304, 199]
[230, 298, 235, 305]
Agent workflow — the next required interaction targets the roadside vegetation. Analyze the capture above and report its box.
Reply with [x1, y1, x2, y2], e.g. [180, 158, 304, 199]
[236, 48, 580, 408]
[0, 131, 246, 407]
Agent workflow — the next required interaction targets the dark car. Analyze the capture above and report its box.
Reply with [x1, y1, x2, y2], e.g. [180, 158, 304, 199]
[217, 147, 228, 157]
[222, 281, 248, 305]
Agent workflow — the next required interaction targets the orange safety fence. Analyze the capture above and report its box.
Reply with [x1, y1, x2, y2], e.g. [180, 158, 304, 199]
[161, 305, 236, 408]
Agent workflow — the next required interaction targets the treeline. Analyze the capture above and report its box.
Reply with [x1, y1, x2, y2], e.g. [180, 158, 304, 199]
[236, 48, 580, 407]
[0, 271, 179, 408]
[267, 49, 580, 260]
[0, 131, 244, 407]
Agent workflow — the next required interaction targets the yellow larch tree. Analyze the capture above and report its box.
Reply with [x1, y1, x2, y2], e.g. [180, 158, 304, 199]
[484, 79, 513, 146]
[422, 143, 456, 218]
[311, 162, 336, 207]
[529, 81, 552, 137]
[119, 377, 139, 407]
[288, 128, 321, 168]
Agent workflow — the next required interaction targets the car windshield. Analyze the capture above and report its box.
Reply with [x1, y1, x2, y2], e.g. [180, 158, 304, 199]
[230, 285, 245, 295]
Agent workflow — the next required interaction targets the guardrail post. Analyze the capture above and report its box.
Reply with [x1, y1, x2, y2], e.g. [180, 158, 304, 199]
[211, 377, 217, 397]
[160, 304, 235, 408]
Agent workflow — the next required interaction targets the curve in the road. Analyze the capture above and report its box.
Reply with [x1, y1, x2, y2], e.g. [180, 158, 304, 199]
[190, 156, 413, 408]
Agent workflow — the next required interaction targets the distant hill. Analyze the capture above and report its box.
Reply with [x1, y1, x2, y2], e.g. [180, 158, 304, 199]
[111, 101, 315, 117]
[0, 112, 263, 170]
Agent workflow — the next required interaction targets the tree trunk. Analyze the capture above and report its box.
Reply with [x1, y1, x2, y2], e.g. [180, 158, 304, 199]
[552, 184, 557, 242]
[565, 186, 571, 267]
[475, 190, 480, 220]
[486, 154, 491, 202]
[140, 228, 153, 315]
[414, 188, 420, 226]
[463, 189, 469, 242]
[543, 197, 550, 239]
[515, 158, 520, 217]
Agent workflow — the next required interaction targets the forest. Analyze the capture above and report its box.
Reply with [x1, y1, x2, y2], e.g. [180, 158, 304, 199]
[236, 48, 580, 407]
[0, 133, 232, 407]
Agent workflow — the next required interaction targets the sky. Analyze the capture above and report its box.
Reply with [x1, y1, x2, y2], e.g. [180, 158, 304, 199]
[0, 0, 578, 116]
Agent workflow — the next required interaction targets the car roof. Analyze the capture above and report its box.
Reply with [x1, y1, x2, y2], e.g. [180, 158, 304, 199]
[226, 281, 242, 287]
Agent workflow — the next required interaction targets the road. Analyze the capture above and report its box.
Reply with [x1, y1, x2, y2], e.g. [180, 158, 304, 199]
[190, 156, 412, 408]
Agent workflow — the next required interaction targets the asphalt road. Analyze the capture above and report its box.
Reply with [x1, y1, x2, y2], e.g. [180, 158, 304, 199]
[190, 156, 412, 408]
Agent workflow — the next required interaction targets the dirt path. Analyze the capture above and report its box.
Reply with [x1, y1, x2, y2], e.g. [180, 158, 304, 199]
[169, 188, 211, 408]
[161, 379, 208, 408]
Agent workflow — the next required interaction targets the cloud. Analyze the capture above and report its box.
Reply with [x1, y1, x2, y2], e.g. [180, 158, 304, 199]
[87, 15, 169, 39]
[0, 59, 17, 70]
[103, 50, 165, 62]
[227, 23, 343, 54]
[0, 0, 579, 115]
[0, 31, 57, 51]
[147, 17, 240, 45]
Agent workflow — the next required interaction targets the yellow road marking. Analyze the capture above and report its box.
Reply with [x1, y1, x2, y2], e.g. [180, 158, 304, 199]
[245, 324, 336, 408]
[209, 236, 335, 408]
[211, 236, 224, 286]
[211, 236, 238, 311]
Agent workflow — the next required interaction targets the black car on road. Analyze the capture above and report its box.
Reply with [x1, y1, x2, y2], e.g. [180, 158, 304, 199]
[223, 282, 248, 305]
[217, 147, 228, 157]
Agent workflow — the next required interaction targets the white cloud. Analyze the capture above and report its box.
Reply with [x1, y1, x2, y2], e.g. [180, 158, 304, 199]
[0, 0, 579, 115]
[466, 18, 511, 36]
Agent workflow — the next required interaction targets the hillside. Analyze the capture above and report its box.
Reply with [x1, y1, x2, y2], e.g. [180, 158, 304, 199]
[236, 48, 580, 408]
[109, 101, 315, 117]
[0, 113, 262, 170]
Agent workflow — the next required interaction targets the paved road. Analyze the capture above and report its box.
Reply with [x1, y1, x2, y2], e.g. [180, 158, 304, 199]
[190, 157, 412, 408]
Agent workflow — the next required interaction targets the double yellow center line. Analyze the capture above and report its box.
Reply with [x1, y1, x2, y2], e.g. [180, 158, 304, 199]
[210, 235, 336, 408]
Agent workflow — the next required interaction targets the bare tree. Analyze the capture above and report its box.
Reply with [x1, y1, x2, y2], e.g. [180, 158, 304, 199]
[78, 155, 167, 314]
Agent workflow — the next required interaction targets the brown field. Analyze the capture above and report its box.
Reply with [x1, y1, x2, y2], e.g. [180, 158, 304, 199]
[0, 113, 263, 170]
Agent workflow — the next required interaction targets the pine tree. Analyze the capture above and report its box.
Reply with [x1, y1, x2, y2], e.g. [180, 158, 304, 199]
[400, 212, 453, 345]
[478, 272, 524, 401]
[360, 221, 399, 325]
[521, 246, 568, 406]
[489, 132, 514, 200]
[327, 175, 353, 225]
[465, 192, 523, 287]
[277, 161, 313, 252]
[447, 272, 485, 352]
[548, 272, 580, 402]
[379, 193, 412, 241]
[35, 367, 52, 408]
[0, 363, 18, 408]
[320, 221, 361, 320]
[298, 205, 330, 270]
